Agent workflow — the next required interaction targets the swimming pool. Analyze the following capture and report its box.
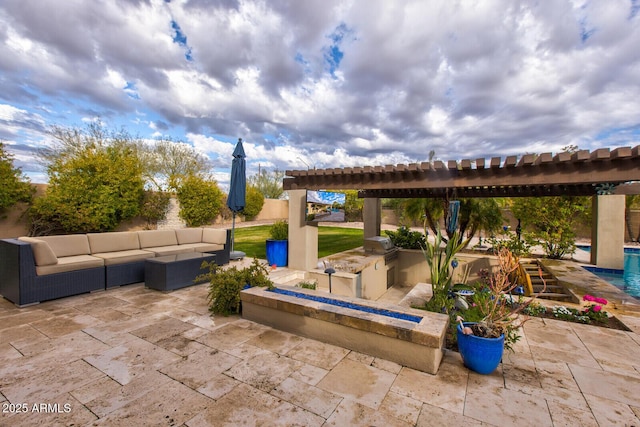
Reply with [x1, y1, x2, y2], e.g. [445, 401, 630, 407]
[580, 246, 640, 298]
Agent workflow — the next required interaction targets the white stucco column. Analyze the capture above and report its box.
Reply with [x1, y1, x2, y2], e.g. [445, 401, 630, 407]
[288, 189, 318, 271]
[591, 194, 625, 270]
[363, 198, 381, 239]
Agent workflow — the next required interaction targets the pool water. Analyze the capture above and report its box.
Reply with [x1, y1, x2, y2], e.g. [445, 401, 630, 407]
[579, 246, 640, 298]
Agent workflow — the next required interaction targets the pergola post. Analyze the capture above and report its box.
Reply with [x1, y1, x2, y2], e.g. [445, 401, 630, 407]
[288, 189, 318, 271]
[363, 198, 381, 239]
[591, 194, 625, 270]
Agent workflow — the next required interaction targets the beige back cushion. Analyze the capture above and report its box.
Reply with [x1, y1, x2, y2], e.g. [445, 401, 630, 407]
[18, 237, 58, 266]
[202, 228, 227, 245]
[176, 228, 203, 244]
[138, 229, 178, 248]
[37, 235, 91, 257]
[88, 232, 140, 253]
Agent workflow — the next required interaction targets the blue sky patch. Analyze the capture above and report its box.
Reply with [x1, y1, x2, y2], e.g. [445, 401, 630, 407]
[324, 23, 351, 77]
[171, 20, 193, 61]
[631, 0, 640, 19]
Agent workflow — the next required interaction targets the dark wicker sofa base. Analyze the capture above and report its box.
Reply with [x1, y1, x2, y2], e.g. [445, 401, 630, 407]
[105, 261, 146, 289]
[0, 239, 105, 306]
[0, 229, 231, 306]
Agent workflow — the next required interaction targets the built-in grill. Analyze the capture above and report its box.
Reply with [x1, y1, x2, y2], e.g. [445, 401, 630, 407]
[364, 236, 399, 264]
[363, 236, 399, 289]
[363, 236, 395, 255]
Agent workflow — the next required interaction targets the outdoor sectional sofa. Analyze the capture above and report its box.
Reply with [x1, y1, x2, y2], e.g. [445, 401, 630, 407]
[0, 228, 231, 306]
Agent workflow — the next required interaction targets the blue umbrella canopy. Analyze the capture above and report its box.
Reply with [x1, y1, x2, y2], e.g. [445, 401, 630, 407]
[226, 138, 246, 213]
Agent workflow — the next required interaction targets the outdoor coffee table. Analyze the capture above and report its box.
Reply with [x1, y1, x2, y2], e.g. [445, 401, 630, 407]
[145, 252, 215, 291]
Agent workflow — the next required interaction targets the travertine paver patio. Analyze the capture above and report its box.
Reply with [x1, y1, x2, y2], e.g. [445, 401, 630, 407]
[1, 267, 640, 426]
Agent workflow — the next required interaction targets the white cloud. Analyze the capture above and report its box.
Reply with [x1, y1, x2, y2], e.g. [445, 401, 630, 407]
[0, 0, 638, 184]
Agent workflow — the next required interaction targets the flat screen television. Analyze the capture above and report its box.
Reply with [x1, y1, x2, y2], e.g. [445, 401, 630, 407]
[306, 190, 346, 223]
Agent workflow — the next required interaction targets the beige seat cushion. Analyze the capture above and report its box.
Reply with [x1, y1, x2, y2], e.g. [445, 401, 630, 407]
[88, 232, 140, 254]
[176, 228, 203, 245]
[35, 255, 104, 275]
[18, 237, 58, 266]
[202, 228, 227, 245]
[145, 245, 194, 256]
[179, 243, 224, 253]
[138, 230, 178, 248]
[93, 249, 155, 265]
[38, 234, 91, 257]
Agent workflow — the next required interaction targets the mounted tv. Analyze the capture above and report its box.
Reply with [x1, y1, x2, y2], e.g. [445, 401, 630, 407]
[306, 190, 346, 223]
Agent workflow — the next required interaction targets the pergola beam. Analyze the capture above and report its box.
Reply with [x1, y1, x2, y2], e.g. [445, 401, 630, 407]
[283, 146, 640, 198]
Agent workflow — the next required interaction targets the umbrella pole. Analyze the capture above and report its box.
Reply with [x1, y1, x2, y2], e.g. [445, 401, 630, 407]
[229, 211, 245, 260]
[231, 212, 236, 254]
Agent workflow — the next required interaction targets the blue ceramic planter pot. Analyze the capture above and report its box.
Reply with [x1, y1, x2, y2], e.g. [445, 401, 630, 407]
[266, 239, 288, 267]
[457, 322, 504, 375]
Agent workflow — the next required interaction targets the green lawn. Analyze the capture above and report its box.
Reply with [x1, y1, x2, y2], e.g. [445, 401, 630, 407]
[232, 225, 364, 259]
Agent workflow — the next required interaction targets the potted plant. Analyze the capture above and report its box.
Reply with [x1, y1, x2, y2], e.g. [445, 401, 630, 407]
[266, 220, 288, 267]
[456, 247, 543, 374]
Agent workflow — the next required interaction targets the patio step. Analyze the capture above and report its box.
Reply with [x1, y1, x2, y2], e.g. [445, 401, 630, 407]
[269, 269, 306, 286]
[519, 261, 573, 302]
[535, 292, 573, 302]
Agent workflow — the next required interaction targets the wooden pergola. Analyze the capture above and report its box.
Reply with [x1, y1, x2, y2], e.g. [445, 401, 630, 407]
[283, 146, 639, 271]
[283, 146, 640, 198]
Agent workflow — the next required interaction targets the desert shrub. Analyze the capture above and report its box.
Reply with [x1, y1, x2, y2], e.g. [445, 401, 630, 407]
[177, 175, 224, 227]
[200, 259, 273, 315]
[241, 186, 264, 220]
[384, 226, 425, 249]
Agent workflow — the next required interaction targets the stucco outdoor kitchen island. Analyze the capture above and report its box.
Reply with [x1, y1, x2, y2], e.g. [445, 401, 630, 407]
[241, 285, 449, 374]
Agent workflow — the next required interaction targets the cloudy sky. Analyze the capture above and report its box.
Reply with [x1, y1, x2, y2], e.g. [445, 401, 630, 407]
[1, 0, 639, 189]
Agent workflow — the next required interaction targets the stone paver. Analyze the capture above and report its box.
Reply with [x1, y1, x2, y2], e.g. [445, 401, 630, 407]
[318, 358, 396, 410]
[0, 276, 639, 426]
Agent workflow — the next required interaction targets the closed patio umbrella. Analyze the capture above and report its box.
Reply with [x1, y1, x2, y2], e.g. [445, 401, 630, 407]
[227, 138, 246, 260]
[446, 200, 460, 235]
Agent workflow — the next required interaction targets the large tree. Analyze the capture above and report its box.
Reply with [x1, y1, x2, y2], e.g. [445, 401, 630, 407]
[511, 196, 591, 259]
[0, 141, 33, 212]
[248, 169, 285, 199]
[139, 138, 211, 191]
[30, 124, 144, 234]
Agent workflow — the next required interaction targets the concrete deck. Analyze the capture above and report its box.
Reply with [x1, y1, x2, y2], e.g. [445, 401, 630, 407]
[1, 260, 640, 426]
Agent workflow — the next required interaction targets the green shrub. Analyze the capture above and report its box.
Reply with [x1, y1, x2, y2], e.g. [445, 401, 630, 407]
[523, 301, 546, 316]
[487, 231, 532, 257]
[384, 226, 425, 249]
[269, 220, 288, 240]
[511, 196, 590, 259]
[241, 185, 264, 220]
[30, 135, 144, 233]
[177, 175, 224, 227]
[0, 142, 34, 212]
[140, 190, 171, 229]
[200, 259, 273, 315]
[296, 280, 317, 290]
